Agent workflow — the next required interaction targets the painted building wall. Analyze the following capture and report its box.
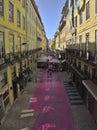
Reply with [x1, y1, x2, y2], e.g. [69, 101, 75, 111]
[0, 0, 46, 120]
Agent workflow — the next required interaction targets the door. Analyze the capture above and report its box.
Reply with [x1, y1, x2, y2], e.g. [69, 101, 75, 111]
[12, 80, 18, 100]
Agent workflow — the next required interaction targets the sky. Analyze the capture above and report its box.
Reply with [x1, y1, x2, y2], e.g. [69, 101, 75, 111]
[35, 0, 66, 39]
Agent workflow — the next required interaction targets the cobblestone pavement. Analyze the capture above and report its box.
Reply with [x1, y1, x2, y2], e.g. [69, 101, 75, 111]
[0, 81, 39, 130]
[0, 70, 97, 130]
[0, 69, 40, 130]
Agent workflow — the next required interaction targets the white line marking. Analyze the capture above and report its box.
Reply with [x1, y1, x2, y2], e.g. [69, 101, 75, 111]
[20, 113, 34, 118]
[30, 97, 37, 100]
[21, 109, 34, 113]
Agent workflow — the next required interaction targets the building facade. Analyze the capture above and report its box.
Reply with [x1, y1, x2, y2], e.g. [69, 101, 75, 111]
[58, 0, 97, 123]
[0, 0, 46, 122]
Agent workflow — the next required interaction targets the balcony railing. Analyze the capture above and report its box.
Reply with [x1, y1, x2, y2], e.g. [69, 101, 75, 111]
[66, 43, 95, 62]
[0, 48, 42, 68]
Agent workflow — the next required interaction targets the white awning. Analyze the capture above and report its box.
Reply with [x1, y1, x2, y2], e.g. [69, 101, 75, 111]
[49, 58, 60, 63]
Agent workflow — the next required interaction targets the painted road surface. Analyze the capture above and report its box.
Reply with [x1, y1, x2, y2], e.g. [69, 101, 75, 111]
[29, 69, 74, 130]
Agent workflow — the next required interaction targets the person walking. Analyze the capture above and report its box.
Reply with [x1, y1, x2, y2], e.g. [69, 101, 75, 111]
[47, 63, 53, 78]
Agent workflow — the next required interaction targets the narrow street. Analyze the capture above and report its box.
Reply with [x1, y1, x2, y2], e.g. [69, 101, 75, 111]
[1, 0, 97, 130]
[29, 69, 73, 130]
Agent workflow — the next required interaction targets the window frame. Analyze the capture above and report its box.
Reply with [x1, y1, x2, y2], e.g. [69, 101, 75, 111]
[17, 36, 21, 52]
[80, 11, 82, 24]
[75, 16, 77, 27]
[0, 31, 5, 58]
[95, 30, 97, 56]
[95, 0, 97, 14]
[9, 1, 14, 22]
[0, 0, 4, 16]
[0, 72, 8, 88]
[86, 1, 90, 20]
[85, 32, 89, 52]
[22, 0, 25, 8]
[9, 34, 14, 54]
[17, 10, 21, 27]
[22, 15, 25, 30]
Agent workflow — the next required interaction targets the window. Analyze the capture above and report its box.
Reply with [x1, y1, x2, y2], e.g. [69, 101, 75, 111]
[0, 31, 5, 58]
[86, 32, 89, 51]
[75, 16, 77, 27]
[0, 72, 7, 88]
[0, 0, 4, 16]
[12, 67, 16, 79]
[80, 11, 82, 24]
[86, 1, 90, 20]
[17, 10, 21, 27]
[74, 59, 76, 66]
[79, 35, 82, 44]
[78, 62, 81, 69]
[9, 34, 14, 53]
[22, 15, 25, 30]
[3, 89, 9, 108]
[26, 3, 28, 13]
[27, 20, 29, 32]
[17, 36, 21, 52]
[95, 0, 97, 14]
[84, 65, 88, 75]
[22, 0, 25, 8]
[95, 30, 97, 57]
[9, 2, 14, 22]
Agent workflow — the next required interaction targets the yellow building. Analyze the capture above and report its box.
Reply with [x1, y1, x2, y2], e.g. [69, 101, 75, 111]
[61, 0, 97, 123]
[54, 1, 68, 60]
[0, 0, 46, 122]
[54, 30, 60, 49]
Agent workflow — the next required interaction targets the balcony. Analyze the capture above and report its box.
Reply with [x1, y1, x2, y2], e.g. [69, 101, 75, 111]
[66, 43, 95, 62]
[0, 48, 42, 69]
[0, 52, 21, 68]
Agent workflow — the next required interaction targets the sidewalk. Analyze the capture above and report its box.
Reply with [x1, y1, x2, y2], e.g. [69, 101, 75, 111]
[0, 67, 41, 130]
[61, 71, 97, 130]
[0, 81, 39, 130]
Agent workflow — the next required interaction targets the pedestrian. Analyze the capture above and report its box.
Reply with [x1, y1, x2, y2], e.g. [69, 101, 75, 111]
[47, 63, 53, 77]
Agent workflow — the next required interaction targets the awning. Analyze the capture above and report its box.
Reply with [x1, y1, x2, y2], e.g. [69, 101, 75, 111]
[70, 64, 86, 80]
[82, 80, 97, 101]
[38, 56, 52, 62]
[49, 58, 60, 64]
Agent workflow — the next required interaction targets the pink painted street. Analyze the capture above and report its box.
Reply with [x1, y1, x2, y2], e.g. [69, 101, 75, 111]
[29, 69, 74, 130]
